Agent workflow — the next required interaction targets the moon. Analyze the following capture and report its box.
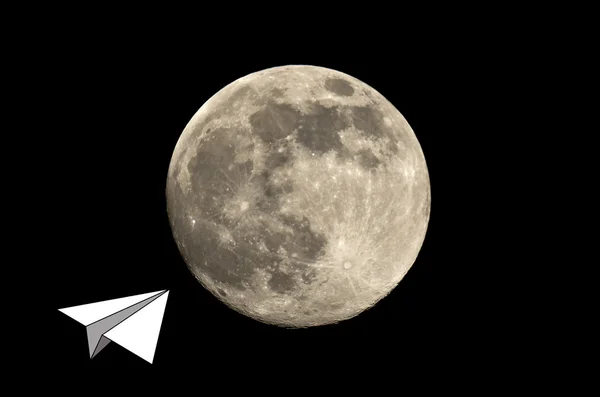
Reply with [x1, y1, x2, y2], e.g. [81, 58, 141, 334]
[166, 65, 430, 328]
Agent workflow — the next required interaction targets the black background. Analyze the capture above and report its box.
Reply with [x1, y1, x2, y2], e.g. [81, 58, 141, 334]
[37, 36, 491, 372]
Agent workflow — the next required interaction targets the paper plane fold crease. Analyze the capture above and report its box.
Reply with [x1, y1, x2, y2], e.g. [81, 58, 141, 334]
[58, 290, 169, 364]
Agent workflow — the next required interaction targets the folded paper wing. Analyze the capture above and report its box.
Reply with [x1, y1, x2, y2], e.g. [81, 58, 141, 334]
[58, 290, 169, 364]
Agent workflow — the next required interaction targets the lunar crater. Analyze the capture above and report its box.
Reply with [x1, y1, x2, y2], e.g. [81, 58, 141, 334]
[166, 65, 430, 328]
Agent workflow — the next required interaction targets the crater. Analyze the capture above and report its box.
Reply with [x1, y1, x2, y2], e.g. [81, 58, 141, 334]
[186, 111, 220, 147]
[324, 77, 354, 96]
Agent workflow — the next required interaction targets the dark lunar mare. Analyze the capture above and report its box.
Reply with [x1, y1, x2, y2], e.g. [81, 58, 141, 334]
[324, 77, 355, 96]
[168, 127, 329, 293]
[166, 67, 430, 328]
[168, 83, 412, 295]
[248, 94, 402, 162]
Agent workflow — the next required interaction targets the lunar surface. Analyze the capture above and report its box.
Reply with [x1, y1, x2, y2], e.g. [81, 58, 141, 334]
[166, 65, 430, 328]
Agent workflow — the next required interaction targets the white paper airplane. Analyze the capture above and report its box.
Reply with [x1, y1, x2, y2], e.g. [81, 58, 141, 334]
[58, 289, 169, 364]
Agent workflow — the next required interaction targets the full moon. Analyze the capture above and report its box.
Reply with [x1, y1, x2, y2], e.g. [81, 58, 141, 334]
[166, 65, 431, 328]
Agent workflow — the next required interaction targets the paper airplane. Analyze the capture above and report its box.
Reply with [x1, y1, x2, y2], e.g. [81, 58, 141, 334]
[58, 290, 169, 364]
